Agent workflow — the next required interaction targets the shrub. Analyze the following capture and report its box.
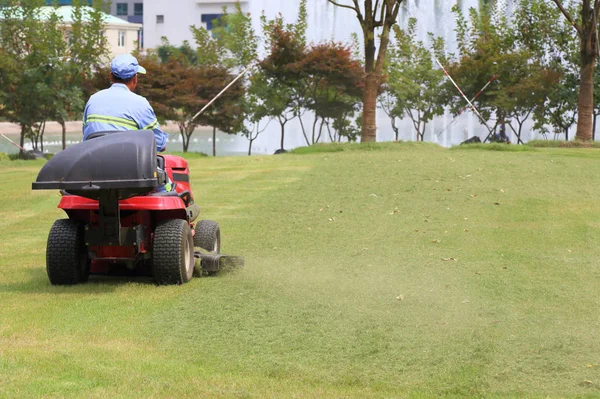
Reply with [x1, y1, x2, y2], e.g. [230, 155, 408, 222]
[527, 140, 600, 148]
[452, 143, 535, 152]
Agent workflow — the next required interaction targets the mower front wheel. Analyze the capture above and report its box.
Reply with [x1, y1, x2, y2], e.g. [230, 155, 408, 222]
[152, 219, 194, 285]
[194, 220, 221, 253]
[46, 219, 90, 285]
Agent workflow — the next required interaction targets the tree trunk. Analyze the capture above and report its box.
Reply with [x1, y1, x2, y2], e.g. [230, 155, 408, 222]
[361, 73, 379, 142]
[565, 126, 569, 141]
[279, 118, 285, 150]
[575, 1, 598, 141]
[391, 117, 399, 141]
[178, 123, 188, 152]
[311, 115, 319, 144]
[40, 121, 46, 153]
[329, 0, 401, 143]
[248, 138, 253, 156]
[297, 110, 310, 146]
[19, 125, 25, 156]
[576, 60, 595, 141]
[316, 118, 325, 143]
[60, 119, 66, 150]
[212, 126, 216, 156]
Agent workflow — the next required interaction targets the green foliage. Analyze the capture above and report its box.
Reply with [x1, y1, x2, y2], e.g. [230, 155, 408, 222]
[447, 4, 557, 144]
[189, 25, 222, 67]
[452, 143, 535, 152]
[156, 38, 198, 66]
[527, 139, 600, 148]
[290, 140, 438, 154]
[290, 143, 346, 154]
[293, 42, 363, 144]
[0, 152, 10, 161]
[516, 0, 579, 140]
[164, 151, 209, 158]
[385, 18, 445, 142]
[0, 0, 109, 152]
[257, 1, 309, 148]
[136, 56, 244, 152]
[211, 3, 257, 69]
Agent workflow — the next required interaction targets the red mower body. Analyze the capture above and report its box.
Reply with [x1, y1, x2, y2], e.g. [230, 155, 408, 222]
[57, 154, 194, 275]
[32, 131, 222, 285]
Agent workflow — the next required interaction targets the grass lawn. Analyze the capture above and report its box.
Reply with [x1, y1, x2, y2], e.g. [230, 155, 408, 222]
[1, 142, 600, 398]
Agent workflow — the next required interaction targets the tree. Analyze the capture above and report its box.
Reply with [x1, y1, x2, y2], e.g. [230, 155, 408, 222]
[292, 42, 364, 144]
[259, 16, 310, 146]
[258, 3, 308, 150]
[551, 0, 600, 141]
[0, 0, 66, 154]
[446, 4, 555, 144]
[327, 0, 405, 142]
[57, 1, 109, 149]
[136, 56, 244, 154]
[156, 38, 198, 66]
[385, 18, 445, 142]
[0, 0, 108, 155]
[516, 0, 579, 140]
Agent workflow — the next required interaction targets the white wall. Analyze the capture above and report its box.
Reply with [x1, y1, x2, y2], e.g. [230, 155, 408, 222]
[143, 0, 249, 49]
[105, 24, 142, 57]
[140, 0, 536, 151]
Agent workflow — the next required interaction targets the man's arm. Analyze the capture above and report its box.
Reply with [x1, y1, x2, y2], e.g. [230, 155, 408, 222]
[82, 102, 90, 139]
[139, 100, 168, 152]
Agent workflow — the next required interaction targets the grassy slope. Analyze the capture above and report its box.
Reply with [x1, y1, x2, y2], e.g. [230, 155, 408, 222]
[1, 143, 600, 398]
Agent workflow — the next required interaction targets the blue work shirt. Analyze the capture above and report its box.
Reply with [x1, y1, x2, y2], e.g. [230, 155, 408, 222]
[83, 83, 168, 152]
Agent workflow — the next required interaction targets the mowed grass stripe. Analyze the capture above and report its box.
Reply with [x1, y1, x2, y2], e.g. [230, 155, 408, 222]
[1, 144, 600, 397]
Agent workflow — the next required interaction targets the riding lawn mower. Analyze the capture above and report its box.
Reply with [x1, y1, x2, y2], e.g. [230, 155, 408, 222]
[32, 130, 242, 285]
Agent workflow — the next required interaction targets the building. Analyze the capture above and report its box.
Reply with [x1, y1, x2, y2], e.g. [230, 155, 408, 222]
[111, 1, 144, 24]
[143, 0, 248, 49]
[44, 1, 143, 24]
[39, 6, 142, 58]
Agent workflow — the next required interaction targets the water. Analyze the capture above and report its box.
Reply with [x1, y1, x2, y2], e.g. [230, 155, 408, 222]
[0, 130, 265, 156]
[2, 1, 543, 156]
[241, 0, 541, 149]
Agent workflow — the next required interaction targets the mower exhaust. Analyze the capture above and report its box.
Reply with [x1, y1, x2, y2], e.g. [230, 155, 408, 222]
[194, 252, 244, 275]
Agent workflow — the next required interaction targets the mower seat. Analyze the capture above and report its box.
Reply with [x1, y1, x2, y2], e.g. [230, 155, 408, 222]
[86, 131, 120, 140]
[33, 131, 158, 200]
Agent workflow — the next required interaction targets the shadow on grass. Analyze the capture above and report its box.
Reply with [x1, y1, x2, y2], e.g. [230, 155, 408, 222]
[0, 268, 157, 294]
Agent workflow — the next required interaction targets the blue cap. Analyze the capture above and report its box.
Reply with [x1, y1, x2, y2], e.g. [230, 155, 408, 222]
[111, 54, 147, 79]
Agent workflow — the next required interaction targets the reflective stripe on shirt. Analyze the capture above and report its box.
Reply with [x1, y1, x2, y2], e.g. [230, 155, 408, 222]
[85, 114, 139, 130]
[143, 119, 159, 130]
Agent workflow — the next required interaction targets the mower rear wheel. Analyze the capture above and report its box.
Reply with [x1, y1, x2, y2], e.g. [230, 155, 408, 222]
[194, 220, 221, 253]
[153, 219, 194, 285]
[46, 219, 89, 285]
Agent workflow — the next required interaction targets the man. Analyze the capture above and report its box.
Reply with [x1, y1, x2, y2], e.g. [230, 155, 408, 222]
[83, 54, 167, 151]
[83, 53, 171, 190]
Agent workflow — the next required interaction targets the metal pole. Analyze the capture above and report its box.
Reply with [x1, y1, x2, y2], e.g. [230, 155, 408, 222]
[435, 74, 498, 137]
[189, 67, 251, 124]
[1, 133, 25, 151]
[435, 59, 491, 133]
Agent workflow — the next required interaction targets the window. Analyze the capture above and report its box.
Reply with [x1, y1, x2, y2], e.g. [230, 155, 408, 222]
[116, 3, 128, 16]
[156, 15, 164, 24]
[118, 30, 126, 47]
[134, 3, 143, 16]
[201, 13, 224, 31]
